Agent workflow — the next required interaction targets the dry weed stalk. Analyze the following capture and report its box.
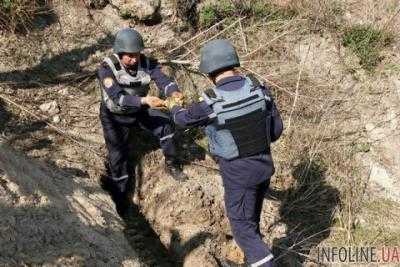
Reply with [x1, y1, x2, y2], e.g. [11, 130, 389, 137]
[178, 17, 246, 60]
[0, 0, 52, 33]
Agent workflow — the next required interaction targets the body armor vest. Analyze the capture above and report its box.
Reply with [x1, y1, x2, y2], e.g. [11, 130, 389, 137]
[100, 54, 151, 114]
[202, 76, 271, 160]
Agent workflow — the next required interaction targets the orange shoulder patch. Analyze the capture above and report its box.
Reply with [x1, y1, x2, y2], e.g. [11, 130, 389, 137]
[103, 77, 114, 88]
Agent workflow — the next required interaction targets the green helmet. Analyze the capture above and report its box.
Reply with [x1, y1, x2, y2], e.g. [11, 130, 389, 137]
[199, 39, 240, 75]
[113, 28, 144, 54]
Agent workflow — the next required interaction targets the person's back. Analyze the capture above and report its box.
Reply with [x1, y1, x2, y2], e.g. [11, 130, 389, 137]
[170, 39, 283, 266]
[202, 73, 282, 187]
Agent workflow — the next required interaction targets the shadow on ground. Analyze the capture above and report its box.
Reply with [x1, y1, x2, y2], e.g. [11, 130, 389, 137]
[268, 157, 340, 266]
[0, 33, 113, 89]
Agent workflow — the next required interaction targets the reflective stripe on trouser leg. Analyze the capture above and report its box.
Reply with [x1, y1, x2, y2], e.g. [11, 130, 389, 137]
[159, 132, 176, 157]
[111, 175, 130, 196]
[159, 133, 174, 141]
[100, 106, 133, 196]
[251, 254, 273, 267]
[112, 174, 129, 181]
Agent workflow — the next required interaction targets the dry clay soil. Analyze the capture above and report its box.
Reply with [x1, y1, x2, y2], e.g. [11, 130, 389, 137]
[1, 0, 400, 266]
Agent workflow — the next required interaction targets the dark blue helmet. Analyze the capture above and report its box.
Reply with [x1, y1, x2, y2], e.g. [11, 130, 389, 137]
[113, 28, 144, 54]
[199, 39, 240, 75]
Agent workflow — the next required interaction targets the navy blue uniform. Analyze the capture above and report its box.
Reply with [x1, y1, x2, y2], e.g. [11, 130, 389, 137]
[98, 55, 180, 200]
[171, 76, 283, 266]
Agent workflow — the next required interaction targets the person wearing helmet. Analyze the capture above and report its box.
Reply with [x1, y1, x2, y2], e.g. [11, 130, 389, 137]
[168, 39, 283, 267]
[98, 28, 188, 217]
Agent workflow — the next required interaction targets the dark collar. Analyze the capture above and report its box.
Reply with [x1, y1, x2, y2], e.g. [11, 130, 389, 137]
[215, 75, 246, 91]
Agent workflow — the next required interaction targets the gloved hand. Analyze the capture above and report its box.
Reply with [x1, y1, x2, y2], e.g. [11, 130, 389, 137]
[164, 95, 184, 110]
[171, 91, 184, 100]
[141, 96, 166, 108]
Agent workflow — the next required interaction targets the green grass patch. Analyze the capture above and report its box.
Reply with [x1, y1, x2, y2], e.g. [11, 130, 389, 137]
[199, 0, 296, 28]
[384, 63, 400, 73]
[2, 0, 12, 11]
[351, 142, 371, 153]
[331, 226, 400, 246]
[342, 25, 393, 71]
[330, 198, 400, 246]
[119, 9, 132, 20]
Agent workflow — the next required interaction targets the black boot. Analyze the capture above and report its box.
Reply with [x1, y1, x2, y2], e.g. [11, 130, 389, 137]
[165, 158, 188, 182]
[99, 160, 113, 192]
[111, 191, 133, 218]
[99, 174, 113, 192]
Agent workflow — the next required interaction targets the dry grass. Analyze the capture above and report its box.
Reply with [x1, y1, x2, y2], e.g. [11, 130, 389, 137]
[0, 0, 53, 33]
[1, 0, 398, 265]
[164, 0, 400, 264]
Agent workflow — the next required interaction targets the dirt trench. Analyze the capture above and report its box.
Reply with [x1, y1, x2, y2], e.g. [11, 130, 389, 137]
[0, 137, 256, 267]
[0, 141, 144, 266]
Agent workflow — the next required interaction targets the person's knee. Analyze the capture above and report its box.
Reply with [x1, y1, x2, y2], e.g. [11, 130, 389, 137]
[225, 188, 259, 221]
[108, 149, 127, 163]
[229, 217, 259, 238]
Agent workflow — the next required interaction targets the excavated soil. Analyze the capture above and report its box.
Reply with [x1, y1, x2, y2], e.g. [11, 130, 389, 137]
[1, 0, 400, 266]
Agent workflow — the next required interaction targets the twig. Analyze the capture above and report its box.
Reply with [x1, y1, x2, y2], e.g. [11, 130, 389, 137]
[274, 228, 332, 261]
[0, 93, 103, 158]
[0, 71, 96, 87]
[241, 66, 296, 97]
[286, 39, 312, 131]
[241, 60, 283, 64]
[170, 37, 211, 84]
[243, 28, 297, 58]
[178, 17, 246, 60]
[191, 162, 220, 172]
[230, 18, 305, 40]
[381, 6, 400, 32]
[274, 244, 328, 266]
[158, 59, 193, 65]
[168, 18, 227, 54]
[243, 19, 298, 58]
[241, 67, 347, 102]
[0, 60, 195, 88]
[173, 36, 198, 58]
[239, 19, 248, 53]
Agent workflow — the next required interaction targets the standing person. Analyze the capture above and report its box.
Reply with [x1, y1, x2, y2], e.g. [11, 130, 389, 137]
[168, 39, 283, 267]
[98, 28, 188, 217]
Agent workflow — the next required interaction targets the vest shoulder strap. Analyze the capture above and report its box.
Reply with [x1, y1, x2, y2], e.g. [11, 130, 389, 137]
[201, 88, 217, 106]
[103, 55, 121, 78]
[245, 75, 272, 102]
[140, 55, 151, 72]
[204, 88, 217, 98]
[201, 89, 219, 119]
[246, 74, 261, 92]
[109, 54, 121, 71]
